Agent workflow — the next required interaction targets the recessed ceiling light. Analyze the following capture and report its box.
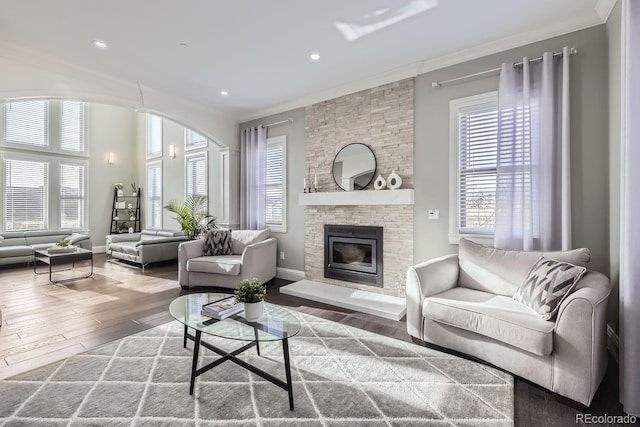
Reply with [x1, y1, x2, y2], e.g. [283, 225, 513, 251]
[310, 52, 320, 61]
[92, 39, 108, 49]
[220, 90, 229, 96]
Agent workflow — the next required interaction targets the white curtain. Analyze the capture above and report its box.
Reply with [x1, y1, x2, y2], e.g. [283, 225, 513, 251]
[620, 0, 640, 417]
[240, 126, 266, 230]
[494, 47, 571, 251]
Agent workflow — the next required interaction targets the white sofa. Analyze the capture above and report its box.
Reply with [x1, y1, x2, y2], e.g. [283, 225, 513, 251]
[406, 238, 611, 406]
[178, 229, 277, 289]
[107, 229, 187, 270]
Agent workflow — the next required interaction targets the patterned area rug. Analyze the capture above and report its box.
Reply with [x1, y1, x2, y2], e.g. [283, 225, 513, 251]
[0, 312, 514, 426]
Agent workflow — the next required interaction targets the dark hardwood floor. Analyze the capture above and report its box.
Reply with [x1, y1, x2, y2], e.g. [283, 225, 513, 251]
[0, 255, 629, 426]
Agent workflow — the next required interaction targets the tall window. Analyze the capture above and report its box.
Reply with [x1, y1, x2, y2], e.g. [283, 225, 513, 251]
[185, 152, 207, 198]
[185, 129, 207, 151]
[265, 136, 286, 232]
[147, 161, 162, 229]
[449, 92, 498, 243]
[146, 114, 162, 158]
[60, 163, 85, 229]
[3, 158, 49, 231]
[1, 99, 88, 232]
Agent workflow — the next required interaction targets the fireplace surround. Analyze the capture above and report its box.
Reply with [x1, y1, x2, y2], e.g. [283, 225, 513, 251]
[324, 224, 383, 287]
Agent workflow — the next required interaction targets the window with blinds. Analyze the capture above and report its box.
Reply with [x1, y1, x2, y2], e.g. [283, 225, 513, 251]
[450, 93, 498, 237]
[60, 101, 85, 152]
[3, 158, 49, 231]
[4, 101, 49, 147]
[186, 153, 207, 198]
[60, 163, 85, 229]
[185, 129, 207, 150]
[147, 115, 163, 158]
[265, 136, 286, 230]
[147, 162, 162, 229]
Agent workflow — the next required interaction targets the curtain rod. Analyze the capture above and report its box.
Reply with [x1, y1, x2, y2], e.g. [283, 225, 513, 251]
[262, 118, 293, 128]
[431, 47, 577, 88]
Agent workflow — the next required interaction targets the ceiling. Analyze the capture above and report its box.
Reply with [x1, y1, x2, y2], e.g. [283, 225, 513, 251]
[0, 0, 610, 122]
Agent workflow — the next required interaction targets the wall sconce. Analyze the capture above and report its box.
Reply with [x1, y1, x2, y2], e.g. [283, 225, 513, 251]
[108, 152, 115, 165]
[169, 144, 176, 158]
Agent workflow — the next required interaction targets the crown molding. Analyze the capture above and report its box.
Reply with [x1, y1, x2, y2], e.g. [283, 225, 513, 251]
[238, 12, 604, 123]
[595, 0, 617, 22]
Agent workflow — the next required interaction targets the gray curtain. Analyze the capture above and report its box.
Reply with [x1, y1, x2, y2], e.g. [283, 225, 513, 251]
[240, 126, 266, 230]
[494, 47, 571, 251]
[620, 0, 640, 417]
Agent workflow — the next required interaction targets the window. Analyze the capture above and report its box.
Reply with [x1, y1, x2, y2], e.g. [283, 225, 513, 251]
[449, 92, 498, 244]
[3, 157, 49, 231]
[147, 161, 162, 229]
[2, 100, 86, 154]
[185, 129, 207, 151]
[265, 135, 286, 232]
[60, 163, 85, 229]
[146, 114, 162, 158]
[185, 152, 207, 198]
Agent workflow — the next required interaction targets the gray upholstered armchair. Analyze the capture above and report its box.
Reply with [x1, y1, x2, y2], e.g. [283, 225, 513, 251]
[178, 229, 277, 289]
[406, 238, 611, 406]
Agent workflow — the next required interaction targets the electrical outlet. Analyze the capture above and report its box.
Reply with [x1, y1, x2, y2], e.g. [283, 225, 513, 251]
[280, 251, 285, 260]
[428, 209, 440, 220]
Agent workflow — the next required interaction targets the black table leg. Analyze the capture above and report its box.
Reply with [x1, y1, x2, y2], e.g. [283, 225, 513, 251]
[189, 330, 201, 395]
[282, 337, 294, 410]
[254, 328, 261, 355]
[183, 324, 188, 348]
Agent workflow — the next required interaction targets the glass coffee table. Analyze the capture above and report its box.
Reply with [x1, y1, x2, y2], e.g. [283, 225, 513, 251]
[169, 293, 301, 410]
[33, 247, 94, 284]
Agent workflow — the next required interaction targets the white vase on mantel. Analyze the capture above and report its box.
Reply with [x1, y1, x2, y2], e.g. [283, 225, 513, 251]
[244, 301, 264, 322]
[373, 174, 386, 190]
[386, 171, 402, 190]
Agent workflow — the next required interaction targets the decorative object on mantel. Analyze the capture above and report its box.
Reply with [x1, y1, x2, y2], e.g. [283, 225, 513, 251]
[332, 143, 377, 191]
[373, 174, 386, 190]
[304, 168, 317, 193]
[234, 277, 266, 322]
[386, 170, 402, 190]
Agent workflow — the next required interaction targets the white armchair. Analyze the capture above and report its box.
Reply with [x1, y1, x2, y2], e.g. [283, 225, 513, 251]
[178, 229, 277, 289]
[406, 238, 611, 406]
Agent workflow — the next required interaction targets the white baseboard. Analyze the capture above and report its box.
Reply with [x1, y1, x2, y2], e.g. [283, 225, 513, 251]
[276, 267, 305, 281]
[92, 245, 107, 254]
[607, 324, 619, 363]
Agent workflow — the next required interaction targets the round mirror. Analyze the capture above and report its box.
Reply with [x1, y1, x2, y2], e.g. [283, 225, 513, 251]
[332, 143, 377, 191]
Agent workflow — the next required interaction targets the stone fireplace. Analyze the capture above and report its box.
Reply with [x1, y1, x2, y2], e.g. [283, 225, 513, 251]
[303, 78, 414, 298]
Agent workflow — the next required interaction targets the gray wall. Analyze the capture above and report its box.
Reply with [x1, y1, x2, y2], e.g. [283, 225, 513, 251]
[607, 2, 622, 334]
[414, 25, 610, 277]
[238, 108, 306, 271]
[88, 103, 138, 248]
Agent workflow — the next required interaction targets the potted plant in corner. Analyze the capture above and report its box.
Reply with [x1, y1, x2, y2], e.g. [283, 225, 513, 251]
[234, 278, 266, 322]
[164, 195, 217, 240]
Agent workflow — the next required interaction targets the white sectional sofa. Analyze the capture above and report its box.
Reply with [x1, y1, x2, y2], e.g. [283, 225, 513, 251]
[0, 230, 92, 266]
[406, 238, 611, 406]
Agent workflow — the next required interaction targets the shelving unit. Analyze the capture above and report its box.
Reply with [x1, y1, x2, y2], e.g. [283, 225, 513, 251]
[110, 187, 142, 234]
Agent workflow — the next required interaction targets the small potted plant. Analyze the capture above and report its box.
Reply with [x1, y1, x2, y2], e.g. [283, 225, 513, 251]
[130, 182, 137, 197]
[115, 183, 124, 197]
[234, 278, 266, 322]
[128, 210, 136, 221]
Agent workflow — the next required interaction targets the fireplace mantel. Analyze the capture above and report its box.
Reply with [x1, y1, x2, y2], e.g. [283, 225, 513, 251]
[298, 189, 414, 206]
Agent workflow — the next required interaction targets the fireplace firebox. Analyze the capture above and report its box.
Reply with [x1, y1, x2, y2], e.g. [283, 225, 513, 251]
[324, 224, 383, 287]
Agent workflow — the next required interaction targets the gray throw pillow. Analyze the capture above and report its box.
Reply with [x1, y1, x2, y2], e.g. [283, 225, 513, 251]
[513, 256, 587, 321]
[203, 230, 232, 256]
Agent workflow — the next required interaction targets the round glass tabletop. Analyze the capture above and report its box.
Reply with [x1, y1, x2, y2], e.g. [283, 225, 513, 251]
[169, 293, 301, 342]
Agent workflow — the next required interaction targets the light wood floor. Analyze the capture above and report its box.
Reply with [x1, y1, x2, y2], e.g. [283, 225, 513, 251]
[0, 255, 628, 426]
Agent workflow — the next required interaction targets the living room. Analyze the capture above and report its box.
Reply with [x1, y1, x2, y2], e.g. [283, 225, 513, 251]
[0, 1, 638, 425]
